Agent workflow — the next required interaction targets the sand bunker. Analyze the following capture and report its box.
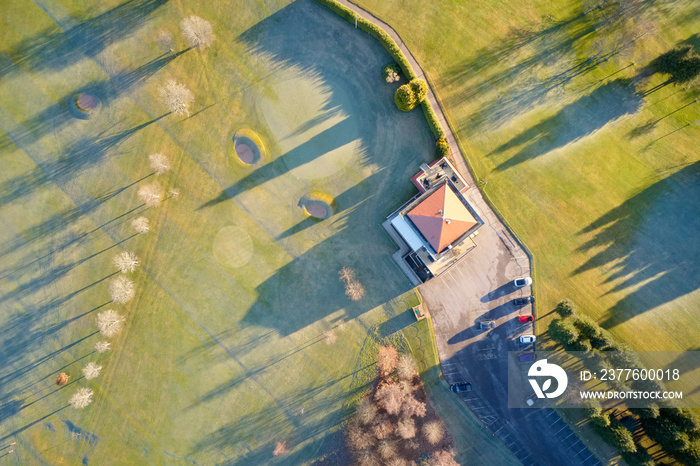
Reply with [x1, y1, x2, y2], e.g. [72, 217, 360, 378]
[233, 133, 263, 165]
[76, 94, 98, 111]
[299, 194, 335, 220]
[212, 226, 254, 268]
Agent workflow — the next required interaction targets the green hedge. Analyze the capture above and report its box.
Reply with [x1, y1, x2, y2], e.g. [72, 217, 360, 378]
[315, 0, 417, 80]
[421, 101, 445, 139]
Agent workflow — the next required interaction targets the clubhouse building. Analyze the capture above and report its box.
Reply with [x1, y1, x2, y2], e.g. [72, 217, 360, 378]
[384, 158, 483, 284]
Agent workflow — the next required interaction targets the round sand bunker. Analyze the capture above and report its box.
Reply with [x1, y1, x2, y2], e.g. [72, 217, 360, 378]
[70, 93, 101, 119]
[76, 94, 99, 111]
[233, 135, 262, 165]
[299, 195, 335, 220]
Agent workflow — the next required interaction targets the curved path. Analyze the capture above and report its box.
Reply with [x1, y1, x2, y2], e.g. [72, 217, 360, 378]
[333, 2, 603, 465]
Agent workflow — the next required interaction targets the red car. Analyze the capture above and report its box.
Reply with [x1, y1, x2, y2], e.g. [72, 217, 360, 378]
[517, 315, 534, 323]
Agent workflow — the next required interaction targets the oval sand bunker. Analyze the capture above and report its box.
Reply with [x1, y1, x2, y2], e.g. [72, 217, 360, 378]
[76, 94, 99, 111]
[213, 226, 254, 268]
[300, 195, 335, 220]
[233, 135, 262, 165]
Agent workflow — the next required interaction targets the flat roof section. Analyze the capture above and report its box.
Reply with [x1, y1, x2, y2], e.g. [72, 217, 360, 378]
[390, 214, 425, 252]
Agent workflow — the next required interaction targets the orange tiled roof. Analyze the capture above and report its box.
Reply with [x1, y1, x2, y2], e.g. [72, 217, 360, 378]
[407, 184, 478, 253]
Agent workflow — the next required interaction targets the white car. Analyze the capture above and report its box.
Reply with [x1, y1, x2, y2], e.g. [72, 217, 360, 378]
[519, 335, 536, 344]
[513, 277, 532, 288]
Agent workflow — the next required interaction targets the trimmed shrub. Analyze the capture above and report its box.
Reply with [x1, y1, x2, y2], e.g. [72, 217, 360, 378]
[395, 84, 416, 111]
[421, 102, 445, 139]
[555, 300, 577, 318]
[435, 137, 450, 158]
[410, 79, 428, 102]
[382, 63, 401, 83]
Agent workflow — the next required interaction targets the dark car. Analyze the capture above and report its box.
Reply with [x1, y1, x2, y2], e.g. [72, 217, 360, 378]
[450, 382, 472, 393]
[516, 315, 534, 323]
[513, 296, 535, 306]
[519, 353, 536, 363]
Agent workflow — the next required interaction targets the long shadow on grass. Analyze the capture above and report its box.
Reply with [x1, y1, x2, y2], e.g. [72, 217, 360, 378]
[490, 79, 643, 170]
[573, 161, 700, 328]
[0, 0, 168, 79]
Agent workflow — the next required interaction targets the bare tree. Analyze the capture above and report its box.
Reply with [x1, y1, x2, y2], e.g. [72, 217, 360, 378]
[180, 15, 216, 49]
[397, 354, 418, 380]
[94, 341, 111, 353]
[377, 439, 397, 460]
[158, 80, 194, 117]
[395, 417, 416, 439]
[345, 280, 366, 301]
[423, 421, 445, 445]
[377, 346, 399, 376]
[113, 251, 140, 273]
[375, 383, 406, 415]
[386, 458, 408, 466]
[356, 398, 378, 425]
[402, 396, 426, 418]
[346, 420, 376, 450]
[431, 450, 459, 466]
[355, 449, 379, 466]
[97, 309, 125, 338]
[168, 188, 180, 199]
[69, 387, 94, 409]
[148, 153, 171, 175]
[273, 441, 289, 456]
[323, 328, 337, 345]
[131, 217, 150, 234]
[138, 183, 163, 207]
[339, 267, 356, 284]
[56, 373, 69, 386]
[156, 29, 174, 53]
[82, 362, 102, 380]
[373, 417, 394, 440]
[109, 276, 135, 304]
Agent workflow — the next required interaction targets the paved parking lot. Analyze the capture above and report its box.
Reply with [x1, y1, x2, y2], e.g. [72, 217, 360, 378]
[419, 209, 601, 466]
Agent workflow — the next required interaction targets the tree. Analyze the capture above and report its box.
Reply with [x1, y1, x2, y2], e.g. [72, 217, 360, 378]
[69, 387, 94, 409]
[610, 425, 637, 453]
[180, 15, 216, 49]
[148, 153, 171, 175]
[356, 398, 378, 425]
[394, 84, 416, 111]
[131, 216, 150, 234]
[94, 341, 111, 353]
[373, 418, 394, 440]
[377, 439, 397, 460]
[402, 396, 426, 418]
[555, 300, 577, 318]
[158, 80, 195, 117]
[648, 46, 700, 85]
[82, 362, 102, 380]
[272, 441, 289, 456]
[397, 354, 418, 380]
[56, 373, 69, 386]
[435, 137, 450, 158]
[410, 78, 429, 102]
[323, 328, 337, 345]
[96, 309, 125, 338]
[395, 417, 416, 439]
[423, 421, 444, 445]
[548, 318, 579, 345]
[431, 450, 460, 466]
[113, 251, 139, 273]
[339, 267, 356, 283]
[375, 383, 406, 415]
[346, 419, 376, 450]
[156, 30, 174, 53]
[346, 280, 366, 301]
[382, 63, 401, 83]
[385, 458, 407, 466]
[168, 188, 180, 199]
[138, 183, 163, 207]
[573, 315, 600, 340]
[109, 276, 135, 304]
[377, 346, 399, 376]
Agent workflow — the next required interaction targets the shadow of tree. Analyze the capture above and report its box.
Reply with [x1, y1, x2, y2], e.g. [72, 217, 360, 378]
[0, 0, 169, 79]
[573, 161, 700, 328]
[490, 79, 643, 170]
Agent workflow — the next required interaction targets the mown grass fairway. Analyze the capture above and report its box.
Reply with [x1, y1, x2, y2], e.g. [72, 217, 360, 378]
[353, 0, 700, 352]
[0, 0, 519, 463]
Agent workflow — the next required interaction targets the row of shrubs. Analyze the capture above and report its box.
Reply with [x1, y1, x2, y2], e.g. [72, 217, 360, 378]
[316, 0, 451, 159]
[549, 301, 700, 465]
[315, 0, 416, 80]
